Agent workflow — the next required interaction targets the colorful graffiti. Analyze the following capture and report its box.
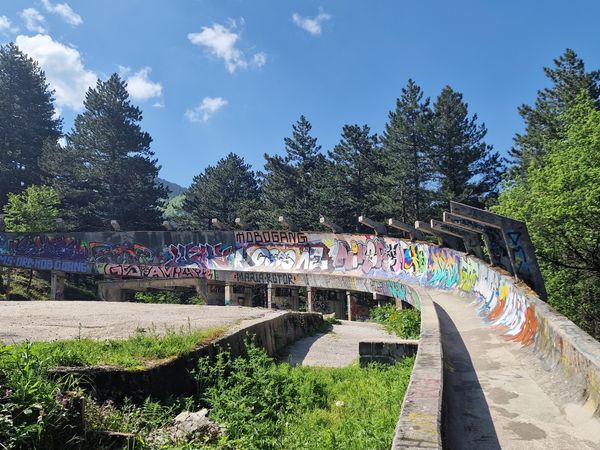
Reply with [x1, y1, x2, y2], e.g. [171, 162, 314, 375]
[0, 230, 540, 347]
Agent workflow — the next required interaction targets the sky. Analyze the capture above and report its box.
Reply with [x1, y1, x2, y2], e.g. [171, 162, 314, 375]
[1, 0, 599, 187]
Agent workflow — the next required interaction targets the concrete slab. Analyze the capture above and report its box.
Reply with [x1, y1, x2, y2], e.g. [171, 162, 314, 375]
[281, 320, 400, 367]
[0, 301, 276, 343]
[434, 291, 600, 450]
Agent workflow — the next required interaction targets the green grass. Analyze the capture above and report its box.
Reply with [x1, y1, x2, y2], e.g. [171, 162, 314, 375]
[2, 326, 228, 369]
[371, 304, 421, 339]
[278, 361, 413, 450]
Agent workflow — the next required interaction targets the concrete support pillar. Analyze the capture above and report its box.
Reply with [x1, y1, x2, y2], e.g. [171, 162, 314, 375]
[290, 287, 300, 310]
[244, 286, 253, 307]
[373, 292, 381, 308]
[50, 271, 65, 300]
[346, 290, 353, 321]
[267, 283, 273, 309]
[224, 283, 233, 306]
[307, 287, 314, 312]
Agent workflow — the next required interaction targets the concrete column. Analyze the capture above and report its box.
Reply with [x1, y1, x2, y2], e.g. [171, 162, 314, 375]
[50, 271, 65, 300]
[267, 283, 273, 309]
[307, 287, 314, 312]
[346, 290, 353, 321]
[224, 283, 233, 306]
[373, 292, 381, 308]
[244, 286, 253, 307]
[291, 288, 299, 310]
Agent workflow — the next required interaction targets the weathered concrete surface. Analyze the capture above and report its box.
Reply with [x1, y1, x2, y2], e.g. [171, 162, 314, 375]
[392, 288, 443, 450]
[359, 340, 418, 366]
[434, 291, 600, 450]
[282, 321, 400, 367]
[0, 301, 273, 343]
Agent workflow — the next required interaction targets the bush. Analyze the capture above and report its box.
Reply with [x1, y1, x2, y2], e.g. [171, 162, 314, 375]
[371, 304, 421, 339]
[194, 341, 328, 449]
[0, 344, 83, 449]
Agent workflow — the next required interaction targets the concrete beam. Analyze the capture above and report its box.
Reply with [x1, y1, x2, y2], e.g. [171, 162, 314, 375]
[211, 218, 230, 230]
[319, 215, 343, 233]
[388, 218, 424, 241]
[278, 216, 299, 232]
[450, 201, 547, 299]
[224, 283, 232, 305]
[415, 221, 464, 252]
[431, 219, 484, 259]
[358, 215, 387, 235]
[443, 212, 512, 271]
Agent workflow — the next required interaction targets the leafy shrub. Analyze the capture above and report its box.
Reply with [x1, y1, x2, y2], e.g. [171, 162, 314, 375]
[371, 304, 421, 339]
[194, 341, 328, 449]
[0, 344, 83, 449]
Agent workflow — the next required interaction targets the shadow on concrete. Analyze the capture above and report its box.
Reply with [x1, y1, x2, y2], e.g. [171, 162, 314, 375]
[278, 332, 327, 365]
[435, 302, 501, 450]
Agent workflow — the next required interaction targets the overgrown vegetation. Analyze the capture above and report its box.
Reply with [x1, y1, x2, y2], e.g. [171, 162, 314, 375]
[90, 342, 414, 449]
[0, 345, 83, 449]
[0, 341, 414, 449]
[2, 326, 226, 369]
[371, 304, 421, 339]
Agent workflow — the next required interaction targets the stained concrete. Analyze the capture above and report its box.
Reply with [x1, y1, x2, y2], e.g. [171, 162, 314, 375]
[281, 320, 400, 367]
[0, 301, 274, 343]
[434, 291, 600, 450]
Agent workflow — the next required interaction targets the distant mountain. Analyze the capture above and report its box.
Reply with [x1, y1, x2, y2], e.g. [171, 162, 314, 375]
[157, 177, 187, 198]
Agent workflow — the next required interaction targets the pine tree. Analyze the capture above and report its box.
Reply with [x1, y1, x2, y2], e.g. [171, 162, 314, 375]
[510, 49, 600, 178]
[0, 43, 61, 208]
[429, 86, 504, 212]
[43, 74, 167, 230]
[380, 80, 433, 223]
[261, 116, 327, 230]
[184, 153, 260, 229]
[326, 124, 380, 231]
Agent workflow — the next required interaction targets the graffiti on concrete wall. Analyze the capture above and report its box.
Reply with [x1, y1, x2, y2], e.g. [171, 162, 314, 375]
[0, 230, 539, 347]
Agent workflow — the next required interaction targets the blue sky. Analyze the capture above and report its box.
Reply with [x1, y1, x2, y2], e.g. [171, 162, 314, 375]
[1, 1, 599, 187]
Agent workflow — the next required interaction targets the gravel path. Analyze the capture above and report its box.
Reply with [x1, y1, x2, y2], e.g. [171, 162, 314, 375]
[281, 320, 401, 367]
[0, 301, 278, 343]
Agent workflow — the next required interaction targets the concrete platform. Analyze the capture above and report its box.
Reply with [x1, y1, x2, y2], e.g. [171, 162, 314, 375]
[0, 301, 276, 343]
[434, 291, 600, 450]
[281, 320, 401, 367]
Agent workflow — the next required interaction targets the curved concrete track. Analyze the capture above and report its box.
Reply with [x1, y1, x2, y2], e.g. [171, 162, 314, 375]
[433, 291, 600, 450]
[282, 320, 400, 367]
[0, 301, 275, 343]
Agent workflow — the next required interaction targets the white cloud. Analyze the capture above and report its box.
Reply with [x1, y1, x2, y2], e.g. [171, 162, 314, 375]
[15, 34, 97, 111]
[19, 8, 47, 33]
[152, 101, 164, 109]
[292, 9, 332, 36]
[252, 52, 267, 68]
[185, 97, 227, 123]
[0, 16, 18, 34]
[41, 0, 82, 26]
[187, 20, 266, 73]
[125, 67, 162, 101]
